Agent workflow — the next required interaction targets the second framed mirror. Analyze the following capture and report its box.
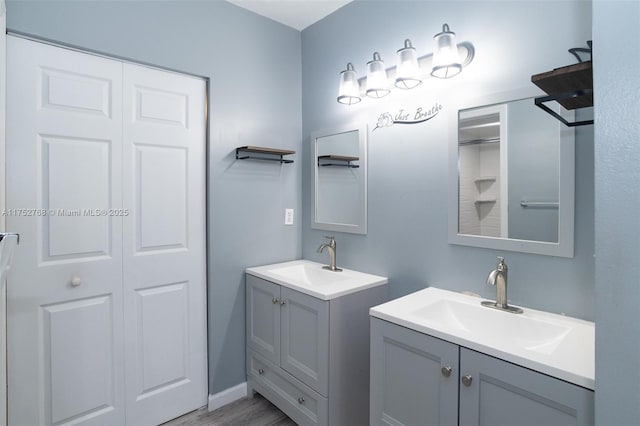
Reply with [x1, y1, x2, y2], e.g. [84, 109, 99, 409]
[311, 123, 367, 234]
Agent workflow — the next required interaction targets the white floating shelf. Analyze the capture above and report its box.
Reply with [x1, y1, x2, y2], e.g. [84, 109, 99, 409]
[474, 176, 497, 183]
[474, 198, 497, 204]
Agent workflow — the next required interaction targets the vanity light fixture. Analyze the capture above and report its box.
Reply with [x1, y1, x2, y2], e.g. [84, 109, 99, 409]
[431, 23, 462, 78]
[337, 62, 362, 105]
[395, 39, 422, 89]
[337, 23, 474, 105]
[365, 52, 391, 98]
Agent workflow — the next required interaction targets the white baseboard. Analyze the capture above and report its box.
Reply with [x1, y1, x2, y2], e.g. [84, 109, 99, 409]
[208, 382, 247, 412]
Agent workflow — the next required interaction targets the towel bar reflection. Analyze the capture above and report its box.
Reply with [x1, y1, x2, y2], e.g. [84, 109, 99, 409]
[520, 200, 559, 208]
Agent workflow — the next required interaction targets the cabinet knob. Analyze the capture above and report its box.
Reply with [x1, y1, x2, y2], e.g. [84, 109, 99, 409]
[462, 374, 473, 387]
[258, 368, 265, 375]
[280, 299, 287, 305]
[441, 366, 452, 377]
[70, 276, 82, 287]
[297, 397, 305, 404]
[272, 298, 279, 304]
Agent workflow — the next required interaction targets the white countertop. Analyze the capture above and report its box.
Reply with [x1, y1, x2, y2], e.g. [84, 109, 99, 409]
[370, 287, 595, 390]
[246, 259, 388, 300]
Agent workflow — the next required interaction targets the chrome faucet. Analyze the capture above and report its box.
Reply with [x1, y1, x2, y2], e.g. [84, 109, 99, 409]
[317, 236, 342, 272]
[481, 256, 523, 314]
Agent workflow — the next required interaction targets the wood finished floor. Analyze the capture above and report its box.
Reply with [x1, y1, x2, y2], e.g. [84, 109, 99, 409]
[162, 394, 297, 426]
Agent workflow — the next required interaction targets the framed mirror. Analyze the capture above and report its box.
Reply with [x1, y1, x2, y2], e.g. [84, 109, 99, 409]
[448, 91, 575, 257]
[311, 123, 367, 234]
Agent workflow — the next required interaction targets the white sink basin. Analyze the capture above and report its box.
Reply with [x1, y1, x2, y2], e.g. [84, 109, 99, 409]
[268, 263, 351, 286]
[246, 260, 388, 300]
[370, 287, 594, 389]
[412, 299, 571, 355]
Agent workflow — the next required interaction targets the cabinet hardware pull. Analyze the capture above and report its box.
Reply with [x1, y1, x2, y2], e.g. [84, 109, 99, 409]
[297, 397, 305, 404]
[441, 366, 452, 377]
[70, 276, 82, 287]
[280, 300, 287, 305]
[462, 374, 473, 387]
[272, 298, 279, 304]
[258, 368, 265, 375]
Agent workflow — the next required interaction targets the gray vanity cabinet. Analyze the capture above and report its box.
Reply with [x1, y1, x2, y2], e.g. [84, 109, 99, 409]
[459, 348, 594, 426]
[246, 277, 281, 365]
[370, 318, 594, 426]
[370, 318, 459, 426]
[246, 275, 329, 394]
[247, 274, 387, 426]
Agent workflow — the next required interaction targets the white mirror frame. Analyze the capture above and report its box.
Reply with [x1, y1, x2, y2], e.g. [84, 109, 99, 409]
[448, 89, 575, 257]
[311, 123, 367, 235]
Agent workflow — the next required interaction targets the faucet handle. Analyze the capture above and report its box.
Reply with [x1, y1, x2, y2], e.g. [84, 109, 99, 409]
[496, 256, 507, 271]
[324, 236, 336, 246]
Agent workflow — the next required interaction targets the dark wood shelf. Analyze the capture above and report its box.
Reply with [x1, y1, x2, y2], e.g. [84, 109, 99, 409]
[235, 146, 295, 164]
[531, 61, 593, 110]
[317, 155, 359, 168]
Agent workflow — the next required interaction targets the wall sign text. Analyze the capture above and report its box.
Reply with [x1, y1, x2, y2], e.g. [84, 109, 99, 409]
[373, 102, 443, 131]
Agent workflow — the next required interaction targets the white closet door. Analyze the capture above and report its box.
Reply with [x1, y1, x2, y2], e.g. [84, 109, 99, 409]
[6, 36, 125, 426]
[122, 63, 207, 425]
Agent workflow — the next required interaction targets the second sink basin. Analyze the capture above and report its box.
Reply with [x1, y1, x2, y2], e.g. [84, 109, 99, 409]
[412, 299, 571, 355]
[370, 287, 594, 389]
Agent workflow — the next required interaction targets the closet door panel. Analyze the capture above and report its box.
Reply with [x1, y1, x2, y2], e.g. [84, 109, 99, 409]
[134, 145, 187, 251]
[6, 36, 125, 426]
[122, 63, 207, 426]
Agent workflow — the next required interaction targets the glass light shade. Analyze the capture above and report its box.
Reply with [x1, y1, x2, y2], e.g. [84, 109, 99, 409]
[395, 39, 422, 89]
[337, 63, 361, 105]
[366, 52, 390, 98]
[431, 23, 463, 79]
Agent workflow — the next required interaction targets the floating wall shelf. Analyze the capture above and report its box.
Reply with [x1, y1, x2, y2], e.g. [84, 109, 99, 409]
[532, 61, 593, 127]
[459, 137, 500, 146]
[235, 146, 295, 164]
[474, 176, 496, 184]
[474, 198, 497, 205]
[317, 155, 360, 168]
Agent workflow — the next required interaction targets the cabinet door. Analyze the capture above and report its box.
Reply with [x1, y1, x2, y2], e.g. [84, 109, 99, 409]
[459, 348, 594, 426]
[280, 287, 329, 396]
[246, 275, 281, 366]
[370, 318, 459, 426]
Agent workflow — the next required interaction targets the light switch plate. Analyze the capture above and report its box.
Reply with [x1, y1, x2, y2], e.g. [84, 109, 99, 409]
[284, 208, 294, 225]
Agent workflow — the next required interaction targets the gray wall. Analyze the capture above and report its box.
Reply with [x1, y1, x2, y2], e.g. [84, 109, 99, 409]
[301, 1, 595, 320]
[7, 0, 302, 393]
[593, 1, 640, 423]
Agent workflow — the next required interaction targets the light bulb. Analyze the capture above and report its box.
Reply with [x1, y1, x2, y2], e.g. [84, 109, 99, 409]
[431, 23, 462, 79]
[337, 63, 361, 105]
[366, 52, 390, 98]
[395, 39, 422, 89]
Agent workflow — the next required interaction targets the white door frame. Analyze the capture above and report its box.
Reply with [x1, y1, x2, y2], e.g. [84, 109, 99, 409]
[1, 1, 8, 425]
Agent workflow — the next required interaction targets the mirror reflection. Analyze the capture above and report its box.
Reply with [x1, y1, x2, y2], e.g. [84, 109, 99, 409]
[457, 98, 570, 243]
[312, 125, 367, 234]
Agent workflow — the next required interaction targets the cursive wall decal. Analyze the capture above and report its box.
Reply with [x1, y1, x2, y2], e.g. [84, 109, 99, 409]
[373, 102, 443, 131]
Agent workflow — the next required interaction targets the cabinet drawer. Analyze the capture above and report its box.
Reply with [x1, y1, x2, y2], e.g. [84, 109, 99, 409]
[248, 351, 328, 426]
